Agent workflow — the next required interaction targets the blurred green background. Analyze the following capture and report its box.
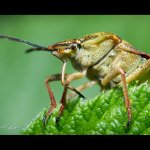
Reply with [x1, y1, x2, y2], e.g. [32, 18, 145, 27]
[0, 15, 150, 134]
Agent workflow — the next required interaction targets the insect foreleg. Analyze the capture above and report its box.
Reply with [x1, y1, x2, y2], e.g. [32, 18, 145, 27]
[56, 85, 68, 123]
[54, 66, 87, 123]
[42, 74, 62, 125]
[55, 70, 86, 122]
[43, 69, 86, 124]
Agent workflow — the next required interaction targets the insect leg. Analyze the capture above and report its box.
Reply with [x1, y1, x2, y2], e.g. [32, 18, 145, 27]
[116, 43, 150, 59]
[56, 63, 86, 122]
[56, 71, 87, 123]
[43, 74, 65, 125]
[101, 68, 131, 127]
[55, 85, 68, 123]
[118, 68, 131, 127]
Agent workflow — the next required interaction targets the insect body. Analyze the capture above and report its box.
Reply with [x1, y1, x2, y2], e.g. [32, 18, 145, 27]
[1, 32, 150, 127]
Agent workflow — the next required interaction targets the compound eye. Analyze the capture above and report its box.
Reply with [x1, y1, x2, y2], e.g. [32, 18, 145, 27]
[70, 43, 77, 50]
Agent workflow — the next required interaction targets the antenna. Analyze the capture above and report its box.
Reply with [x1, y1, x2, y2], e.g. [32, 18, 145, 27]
[0, 35, 49, 53]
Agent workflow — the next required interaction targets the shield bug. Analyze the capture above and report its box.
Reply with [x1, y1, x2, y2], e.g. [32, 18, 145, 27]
[0, 32, 150, 127]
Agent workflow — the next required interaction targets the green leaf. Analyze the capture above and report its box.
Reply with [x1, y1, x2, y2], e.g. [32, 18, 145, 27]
[22, 81, 150, 135]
